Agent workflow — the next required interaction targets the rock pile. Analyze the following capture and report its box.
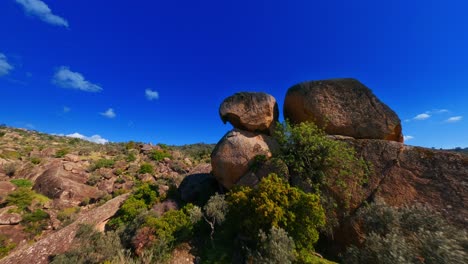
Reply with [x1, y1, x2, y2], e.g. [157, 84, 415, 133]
[211, 92, 281, 189]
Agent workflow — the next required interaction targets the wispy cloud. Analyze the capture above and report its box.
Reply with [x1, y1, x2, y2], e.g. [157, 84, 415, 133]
[52, 66, 102, 92]
[413, 113, 431, 121]
[66, 132, 109, 144]
[15, 0, 69, 27]
[0, 53, 14, 76]
[445, 116, 463, 123]
[145, 89, 159, 101]
[63, 106, 71, 113]
[100, 108, 116, 119]
[404, 135, 414, 141]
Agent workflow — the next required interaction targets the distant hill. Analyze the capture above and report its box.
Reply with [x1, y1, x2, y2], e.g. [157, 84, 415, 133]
[446, 147, 468, 155]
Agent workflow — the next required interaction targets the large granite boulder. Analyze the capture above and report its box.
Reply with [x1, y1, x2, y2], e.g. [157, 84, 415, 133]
[284, 78, 403, 142]
[219, 92, 279, 135]
[211, 129, 279, 189]
[33, 161, 103, 207]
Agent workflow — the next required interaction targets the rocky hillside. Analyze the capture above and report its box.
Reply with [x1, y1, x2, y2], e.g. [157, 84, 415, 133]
[0, 78, 466, 264]
[0, 126, 214, 262]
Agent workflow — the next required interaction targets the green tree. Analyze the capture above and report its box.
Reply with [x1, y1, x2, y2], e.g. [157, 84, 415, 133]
[228, 174, 325, 257]
[250, 226, 296, 264]
[203, 193, 228, 240]
[274, 121, 369, 231]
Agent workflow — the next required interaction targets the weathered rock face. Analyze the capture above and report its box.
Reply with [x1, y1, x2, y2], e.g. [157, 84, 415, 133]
[0, 206, 22, 225]
[219, 92, 279, 135]
[0, 182, 16, 203]
[211, 129, 279, 189]
[33, 161, 103, 207]
[328, 138, 468, 252]
[284, 78, 403, 142]
[0, 194, 129, 264]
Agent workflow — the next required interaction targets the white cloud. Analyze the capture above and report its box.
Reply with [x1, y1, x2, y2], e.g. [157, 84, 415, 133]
[404, 135, 414, 141]
[100, 108, 116, 119]
[66, 132, 109, 144]
[145, 89, 159, 101]
[15, 0, 69, 27]
[0, 53, 14, 76]
[413, 113, 431, 120]
[434, 109, 449, 114]
[63, 106, 71, 113]
[52, 66, 102, 92]
[446, 116, 463, 123]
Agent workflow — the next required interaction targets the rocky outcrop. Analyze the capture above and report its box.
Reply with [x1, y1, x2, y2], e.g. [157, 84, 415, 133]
[0, 182, 16, 203]
[347, 139, 468, 225]
[284, 78, 403, 142]
[0, 206, 22, 225]
[33, 161, 103, 207]
[219, 92, 279, 135]
[211, 129, 279, 189]
[0, 193, 130, 264]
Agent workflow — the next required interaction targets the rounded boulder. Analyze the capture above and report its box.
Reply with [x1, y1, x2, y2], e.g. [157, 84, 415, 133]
[284, 78, 403, 142]
[219, 92, 279, 135]
[211, 129, 279, 189]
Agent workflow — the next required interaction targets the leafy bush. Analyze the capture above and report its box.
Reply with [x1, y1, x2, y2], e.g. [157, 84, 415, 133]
[51, 224, 124, 264]
[107, 183, 160, 229]
[0, 234, 15, 259]
[90, 158, 115, 171]
[10, 178, 33, 188]
[150, 149, 172, 162]
[202, 193, 228, 240]
[86, 173, 101, 186]
[57, 207, 80, 226]
[6, 187, 35, 210]
[22, 209, 50, 236]
[55, 148, 69, 158]
[344, 201, 468, 264]
[250, 227, 296, 264]
[126, 152, 137, 162]
[30, 157, 41, 165]
[274, 121, 369, 231]
[227, 174, 325, 258]
[139, 163, 154, 174]
[0, 150, 21, 160]
[3, 163, 17, 177]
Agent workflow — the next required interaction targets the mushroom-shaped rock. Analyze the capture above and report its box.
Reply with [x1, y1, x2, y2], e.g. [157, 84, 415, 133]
[211, 129, 279, 189]
[220, 92, 279, 135]
[284, 78, 403, 142]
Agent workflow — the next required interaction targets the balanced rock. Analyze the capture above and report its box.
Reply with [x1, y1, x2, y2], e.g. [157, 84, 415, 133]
[211, 129, 279, 189]
[284, 78, 403, 142]
[219, 92, 279, 135]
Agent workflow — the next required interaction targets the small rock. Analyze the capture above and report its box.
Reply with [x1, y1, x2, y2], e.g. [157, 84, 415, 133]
[64, 154, 80, 162]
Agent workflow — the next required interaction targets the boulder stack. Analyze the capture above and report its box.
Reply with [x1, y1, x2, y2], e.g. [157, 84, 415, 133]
[283, 78, 404, 142]
[212, 92, 281, 189]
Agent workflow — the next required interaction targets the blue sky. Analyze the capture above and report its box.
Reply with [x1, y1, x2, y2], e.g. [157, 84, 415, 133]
[0, 0, 467, 148]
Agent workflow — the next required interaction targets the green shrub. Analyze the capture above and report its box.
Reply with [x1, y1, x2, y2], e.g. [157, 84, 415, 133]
[150, 149, 171, 162]
[0, 150, 21, 160]
[107, 183, 159, 229]
[55, 148, 69, 158]
[139, 163, 154, 174]
[22, 209, 50, 236]
[30, 157, 41, 165]
[228, 174, 325, 258]
[90, 158, 115, 171]
[10, 179, 33, 188]
[274, 121, 369, 231]
[0, 234, 15, 259]
[51, 224, 124, 264]
[250, 227, 296, 264]
[126, 152, 137, 162]
[86, 174, 101, 186]
[3, 163, 18, 177]
[6, 187, 35, 210]
[344, 201, 468, 264]
[57, 207, 80, 226]
[0, 131, 5, 137]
